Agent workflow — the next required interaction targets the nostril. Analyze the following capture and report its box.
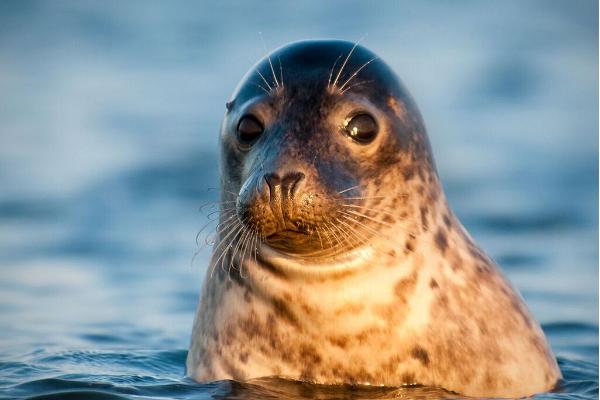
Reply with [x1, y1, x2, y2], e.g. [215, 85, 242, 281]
[282, 172, 305, 197]
[263, 173, 281, 197]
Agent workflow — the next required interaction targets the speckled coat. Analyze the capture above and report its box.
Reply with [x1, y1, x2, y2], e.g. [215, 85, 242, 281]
[186, 40, 561, 398]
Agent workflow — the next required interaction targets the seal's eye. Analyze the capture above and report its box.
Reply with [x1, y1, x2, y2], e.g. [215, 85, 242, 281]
[237, 115, 264, 146]
[344, 113, 378, 144]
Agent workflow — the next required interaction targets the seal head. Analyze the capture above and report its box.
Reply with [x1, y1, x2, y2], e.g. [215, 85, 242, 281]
[221, 39, 433, 258]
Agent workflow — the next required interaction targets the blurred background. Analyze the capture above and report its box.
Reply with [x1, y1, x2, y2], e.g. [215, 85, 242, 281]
[0, 1, 597, 399]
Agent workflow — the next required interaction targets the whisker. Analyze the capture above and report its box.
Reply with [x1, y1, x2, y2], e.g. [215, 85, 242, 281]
[278, 56, 284, 88]
[195, 209, 237, 247]
[338, 185, 360, 194]
[220, 189, 240, 197]
[333, 217, 363, 249]
[343, 209, 394, 227]
[251, 81, 270, 95]
[219, 222, 246, 279]
[342, 196, 386, 201]
[327, 53, 343, 88]
[341, 79, 374, 94]
[325, 221, 344, 251]
[332, 37, 364, 89]
[338, 57, 378, 92]
[256, 69, 273, 91]
[253, 231, 260, 265]
[341, 203, 399, 219]
[237, 227, 253, 278]
[259, 32, 279, 88]
[229, 222, 251, 276]
[339, 213, 397, 245]
[315, 226, 324, 250]
[209, 220, 242, 278]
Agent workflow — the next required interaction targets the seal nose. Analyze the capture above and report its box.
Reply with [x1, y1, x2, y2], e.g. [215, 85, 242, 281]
[264, 171, 305, 201]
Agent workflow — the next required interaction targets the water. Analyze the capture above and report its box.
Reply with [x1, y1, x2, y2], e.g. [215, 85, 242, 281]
[0, 1, 597, 399]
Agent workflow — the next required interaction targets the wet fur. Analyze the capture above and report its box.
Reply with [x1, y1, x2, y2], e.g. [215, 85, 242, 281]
[187, 40, 561, 397]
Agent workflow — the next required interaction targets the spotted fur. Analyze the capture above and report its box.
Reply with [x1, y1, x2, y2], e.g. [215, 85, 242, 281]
[187, 40, 561, 398]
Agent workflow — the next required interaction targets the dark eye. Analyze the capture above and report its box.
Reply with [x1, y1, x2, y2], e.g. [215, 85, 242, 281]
[237, 115, 264, 146]
[344, 113, 378, 144]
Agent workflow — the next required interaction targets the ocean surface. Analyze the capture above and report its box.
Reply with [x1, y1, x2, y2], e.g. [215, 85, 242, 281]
[0, 1, 597, 399]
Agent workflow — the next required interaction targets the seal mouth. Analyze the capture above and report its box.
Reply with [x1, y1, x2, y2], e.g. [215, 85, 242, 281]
[266, 228, 311, 244]
[263, 227, 328, 255]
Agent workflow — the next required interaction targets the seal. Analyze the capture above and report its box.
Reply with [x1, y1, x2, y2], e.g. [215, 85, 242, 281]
[186, 39, 561, 397]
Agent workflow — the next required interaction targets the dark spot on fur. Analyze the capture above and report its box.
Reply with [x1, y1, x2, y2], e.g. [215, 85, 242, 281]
[429, 278, 439, 289]
[298, 343, 322, 367]
[270, 296, 300, 327]
[401, 372, 416, 384]
[477, 318, 489, 335]
[239, 351, 249, 364]
[328, 335, 349, 349]
[420, 207, 428, 232]
[383, 214, 395, 224]
[476, 263, 490, 274]
[434, 229, 448, 254]
[443, 213, 451, 228]
[402, 165, 416, 181]
[484, 371, 497, 390]
[239, 311, 262, 340]
[411, 345, 430, 366]
[394, 271, 418, 301]
[404, 240, 414, 253]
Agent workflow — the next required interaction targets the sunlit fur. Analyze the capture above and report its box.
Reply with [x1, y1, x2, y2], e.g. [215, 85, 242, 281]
[187, 40, 561, 398]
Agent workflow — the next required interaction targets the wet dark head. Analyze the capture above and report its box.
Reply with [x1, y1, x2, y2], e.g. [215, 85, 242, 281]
[219, 39, 437, 257]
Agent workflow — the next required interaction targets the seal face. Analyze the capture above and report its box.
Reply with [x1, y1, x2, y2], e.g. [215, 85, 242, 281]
[187, 40, 562, 397]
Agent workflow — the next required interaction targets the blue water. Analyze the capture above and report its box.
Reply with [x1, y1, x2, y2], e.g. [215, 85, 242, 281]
[0, 1, 597, 399]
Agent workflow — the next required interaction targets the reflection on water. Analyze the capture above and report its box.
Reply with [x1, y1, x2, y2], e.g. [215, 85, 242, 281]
[0, 1, 597, 399]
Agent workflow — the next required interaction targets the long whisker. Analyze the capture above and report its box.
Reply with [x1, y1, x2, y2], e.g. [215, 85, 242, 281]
[198, 199, 236, 213]
[339, 213, 397, 245]
[229, 222, 251, 277]
[343, 196, 386, 201]
[210, 219, 244, 278]
[327, 54, 343, 88]
[341, 204, 399, 219]
[256, 69, 273, 91]
[332, 38, 364, 89]
[259, 32, 279, 88]
[195, 209, 237, 247]
[315, 226, 324, 250]
[343, 209, 394, 227]
[325, 221, 344, 251]
[334, 216, 364, 250]
[278, 56, 284, 89]
[340, 79, 374, 95]
[338, 57, 378, 93]
[253, 231, 260, 265]
[338, 185, 360, 194]
[251, 82, 270, 95]
[237, 227, 253, 278]
[209, 220, 242, 278]
[336, 215, 370, 246]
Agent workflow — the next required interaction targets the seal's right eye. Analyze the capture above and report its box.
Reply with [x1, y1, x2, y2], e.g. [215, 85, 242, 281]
[237, 115, 264, 146]
[343, 113, 378, 144]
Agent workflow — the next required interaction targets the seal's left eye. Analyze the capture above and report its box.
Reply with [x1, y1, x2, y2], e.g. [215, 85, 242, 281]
[237, 115, 264, 146]
[344, 113, 378, 144]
